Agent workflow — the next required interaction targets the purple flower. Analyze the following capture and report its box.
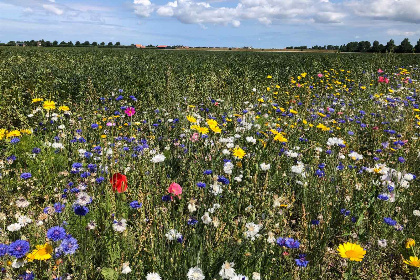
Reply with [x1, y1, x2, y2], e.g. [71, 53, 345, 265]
[20, 173, 32, 180]
[384, 217, 397, 226]
[60, 237, 79, 255]
[47, 226, 66, 241]
[129, 201, 142, 209]
[8, 240, 30, 258]
[0, 244, 8, 257]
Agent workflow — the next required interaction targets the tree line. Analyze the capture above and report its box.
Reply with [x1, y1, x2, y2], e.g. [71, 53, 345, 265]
[286, 38, 419, 53]
[1, 38, 420, 52]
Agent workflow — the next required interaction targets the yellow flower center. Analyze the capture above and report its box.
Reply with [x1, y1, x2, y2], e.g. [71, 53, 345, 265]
[345, 250, 360, 259]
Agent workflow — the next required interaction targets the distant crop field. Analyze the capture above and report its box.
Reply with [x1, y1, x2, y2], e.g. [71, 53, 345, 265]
[0, 48, 419, 280]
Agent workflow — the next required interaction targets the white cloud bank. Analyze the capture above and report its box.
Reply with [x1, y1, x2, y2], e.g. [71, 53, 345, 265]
[133, 0, 420, 27]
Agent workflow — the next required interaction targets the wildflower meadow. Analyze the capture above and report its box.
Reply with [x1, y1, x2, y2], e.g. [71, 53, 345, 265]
[0, 48, 419, 279]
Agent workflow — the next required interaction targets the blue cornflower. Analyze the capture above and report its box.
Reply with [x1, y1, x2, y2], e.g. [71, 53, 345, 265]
[398, 157, 405, 163]
[8, 240, 30, 258]
[196, 182, 206, 188]
[47, 226, 66, 241]
[377, 194, 389, 201]
[80, 172, 90, 178]
[32, 148, 41, 154]
[276, 237, 286, 246]
[188, 218, 198, 226]
[295, 254, 309, 267]
[73, 205, 89, 216]
[340, 209, 350, 216]
[7, 155, 16, 161]
[96, 177, 105, 184]
[129, 201, 142, 209]
[60, 237, 79, 255]
[311, 220, 320, 225]
[162, 195, 172, 202]
[115, 95, 123, 101]
[217, 176, 229, 185]
[384, 217, 397, 226]
[203, 169, 213, 175]
[54, 203, 65, 213]
[20, 173, 32, 180]
[315, 169, 325, 177]
[10, 137, 20, 144]
[285, 238, 300, 249]
[388, 185, 394, 192]
[70, 188, 80, 193]
[91, 123, 99, 129]
[318, 163, 325, 169]
[0, 244, 8, 256]
[176, 235, 183, 243]
[19, 271, 35, 280]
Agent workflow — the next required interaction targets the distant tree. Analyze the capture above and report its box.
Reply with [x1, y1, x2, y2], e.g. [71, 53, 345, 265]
[53, 40, 58, 46]
[75, 41, 81, 46]
[92, 42, 98, 46]
[397, 38, 413, 53]
[100, 42, 105, 46]
[59, 41, 67, 45]
[386, 39, 395, 52]
[371, 40, 380, 52]
[68, 41, 74, 46]
[115, 42, 120, 46]
[45, 41, 52, 47]
[108, 42, 113, 46]
[415, 39, 420, 53]
[357, 41, 371, 52]
[379, 44, 385, 53]
[7, 41, 16, 46]
[346, 41, 359, 52]
[83, 41, 90, 46]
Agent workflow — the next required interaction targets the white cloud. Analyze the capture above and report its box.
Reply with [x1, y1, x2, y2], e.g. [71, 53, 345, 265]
[346, 0, 420, 23]
[387, 29, 420, 36]
[133, 0, 420, 28]
[133, 0, 154, 17]
[42, 4, 64, 15]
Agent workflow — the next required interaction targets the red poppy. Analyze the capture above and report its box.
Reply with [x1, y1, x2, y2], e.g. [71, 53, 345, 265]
[110, 173, 128, 193]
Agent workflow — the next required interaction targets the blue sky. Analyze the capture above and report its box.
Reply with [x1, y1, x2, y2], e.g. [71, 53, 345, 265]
[0, 0, 419, 48]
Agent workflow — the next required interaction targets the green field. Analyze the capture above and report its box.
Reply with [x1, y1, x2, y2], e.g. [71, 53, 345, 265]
[0, 48, 419, 280]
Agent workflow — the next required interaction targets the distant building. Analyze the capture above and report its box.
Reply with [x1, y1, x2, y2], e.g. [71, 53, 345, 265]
[16, 42, 25, 47]
[37, 41, 42, 47]
[135, 44, 146, 48]
[157, 45, 167, 49]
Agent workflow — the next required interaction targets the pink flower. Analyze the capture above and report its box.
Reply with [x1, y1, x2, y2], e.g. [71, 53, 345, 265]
[190, 133, 199, 142]
[317, 73, 323, 78]
[296, 83, 302, 88]
[125, 107, 136, 117]
[106, 122, 116, 126]
[168, 182, 182, 197]
[378, 69, 384, 73]
[378, 76, 384, 83]
[337, 112, 344, 115]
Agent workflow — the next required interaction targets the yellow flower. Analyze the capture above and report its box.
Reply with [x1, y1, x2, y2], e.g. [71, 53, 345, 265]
[289, 109, 298, 114]
[206, 119, 218, 127]
[27, 243, 53, 261]
[337, 242, 366, 262]
[190, 125, 200, 131]
[267, 75, 272, 79]
[274, 134, 287, 143]
[0, 129, 6, 140]
[258, 98, 265, 103]
[20, 129, 32, 135]
[196, 126, 209, 134]
[406, 239, 416, 249]
[6, 130, 21, 138]
[209, 125, 221, 133]
[59, 105, 70, 111]
[232, 147, 246, 159]
[187, 115, 197, 123]
[43, 100, 56, 110]
[32, 98, 43, 103]
[101, 135, 107, 139]
[404, 256, 420, 268]
[316, 123, 330, 131]
[317, 112, 326, 118]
